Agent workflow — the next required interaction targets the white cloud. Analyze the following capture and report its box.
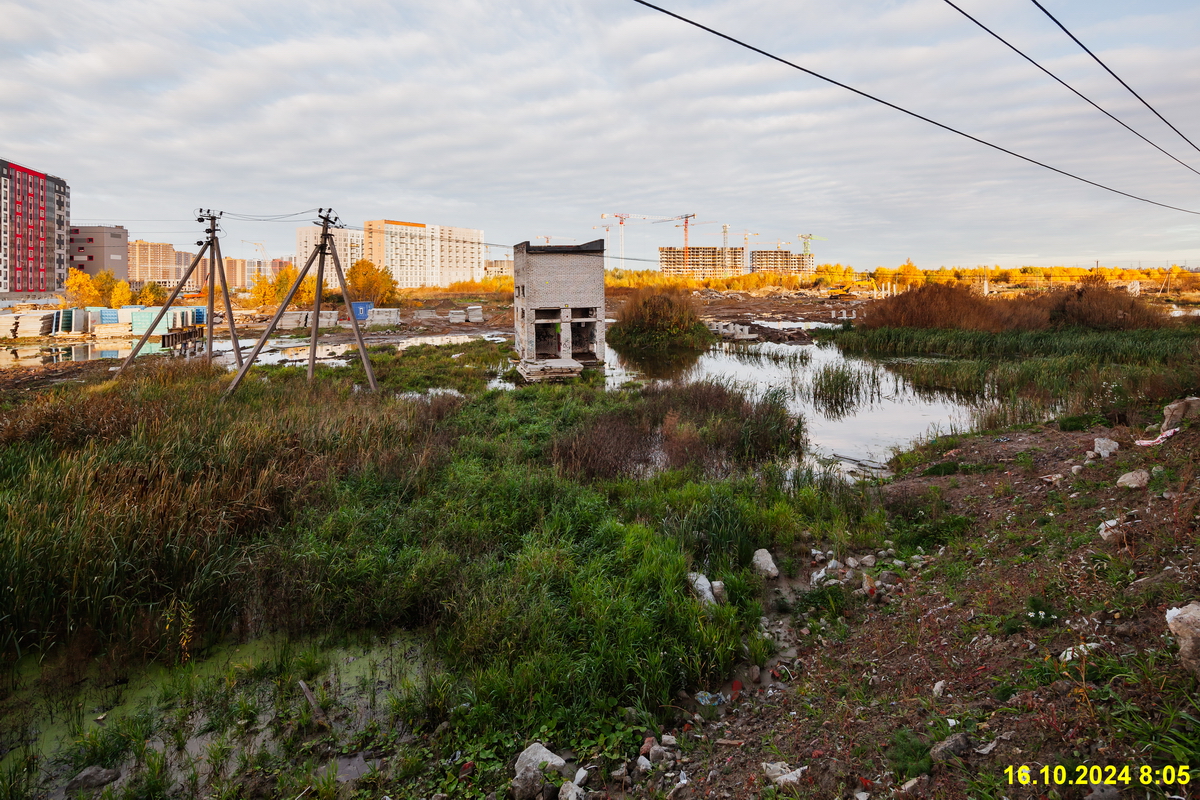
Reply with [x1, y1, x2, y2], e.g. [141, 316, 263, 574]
[2, 0, 1199, 267]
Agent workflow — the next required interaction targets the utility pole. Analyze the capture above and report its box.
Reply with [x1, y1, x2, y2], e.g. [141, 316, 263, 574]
[116, 211, 241, 376]
[227, 208, 377, 396]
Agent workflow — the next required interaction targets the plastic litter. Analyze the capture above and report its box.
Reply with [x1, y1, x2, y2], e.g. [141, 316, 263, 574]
[1135, 427, 1179, 446]
[694, 691, 726, 706]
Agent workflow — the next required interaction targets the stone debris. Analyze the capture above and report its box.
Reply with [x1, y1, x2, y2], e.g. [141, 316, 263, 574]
[1162, 396, 1200, 431]
[686, 573, 716, 605]
[752, 549, 779, 579]
[1166, 602, 1200, 678]
[511, 765, 546, 800]
[929, 732, 973, 763]
[1116, 469, 1150, 489]
[1093, 437, 1120, 459]
[710, 580, 726, 603]
[516, 742, 565, 776]
[932, 680, 946, 698]
[66, 766, 121, 792]
[558, 781, 584, 800]
[762, 761, 807, 786]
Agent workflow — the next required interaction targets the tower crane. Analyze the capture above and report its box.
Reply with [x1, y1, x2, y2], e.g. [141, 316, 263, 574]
[798, 233, 827, 255]
[651, 213, 704, 272]
[242, 240, 271, 281]
[600, 212, 665, 268]
[534, 235, 576, 245]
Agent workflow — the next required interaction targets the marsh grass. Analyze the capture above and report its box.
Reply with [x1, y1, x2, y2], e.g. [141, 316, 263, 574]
[0, 346, 848, 753]
[804, 361, 882, 420]
[607, 290, 714, 352]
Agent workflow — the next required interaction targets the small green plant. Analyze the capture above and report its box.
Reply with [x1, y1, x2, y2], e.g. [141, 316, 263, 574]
[887, 729, 931, 780]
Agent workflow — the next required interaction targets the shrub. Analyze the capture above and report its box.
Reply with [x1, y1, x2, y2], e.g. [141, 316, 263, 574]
[860, 282, 1168, 333]
[607, 290, 714, 351]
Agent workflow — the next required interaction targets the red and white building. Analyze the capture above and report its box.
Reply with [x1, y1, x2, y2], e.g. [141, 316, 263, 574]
[0, 159, 70, 299]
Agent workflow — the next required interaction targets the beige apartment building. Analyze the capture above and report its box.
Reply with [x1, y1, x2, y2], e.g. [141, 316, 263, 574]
[295, 227, 364, 272]
[129, 240, 179, 286]
[658, 246, 747, 279]
[363, 219, 485, 288]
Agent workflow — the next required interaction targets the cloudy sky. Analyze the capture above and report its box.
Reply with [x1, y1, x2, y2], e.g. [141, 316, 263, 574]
[4, 0, 1200, 270]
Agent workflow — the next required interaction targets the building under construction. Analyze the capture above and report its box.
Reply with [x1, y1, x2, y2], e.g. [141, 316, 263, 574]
[750, 250, 815, 276]
[658, 247, 746, 279]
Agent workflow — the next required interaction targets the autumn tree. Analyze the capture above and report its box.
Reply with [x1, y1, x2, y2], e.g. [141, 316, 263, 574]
[248, 272, 276, 307]
[91, 270, 118, 307]
[896, 259, 924, 287]
[110, 280, 133, 308]
[137, 282, 168, 305]
[63, 269, 102, 307]
[346, 259, 398, 306]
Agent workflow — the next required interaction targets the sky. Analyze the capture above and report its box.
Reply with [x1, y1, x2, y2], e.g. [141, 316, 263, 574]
[3, 0, 1200, 270]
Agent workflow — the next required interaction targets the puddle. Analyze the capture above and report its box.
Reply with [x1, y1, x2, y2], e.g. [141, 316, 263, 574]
[606, 341, 971, 470]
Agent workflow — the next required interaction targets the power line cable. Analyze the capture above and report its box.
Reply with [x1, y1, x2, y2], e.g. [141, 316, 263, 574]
[1028, 0, 1200, 156]
[940, 0, 1200, 177]
[629, 0, 1200, 215]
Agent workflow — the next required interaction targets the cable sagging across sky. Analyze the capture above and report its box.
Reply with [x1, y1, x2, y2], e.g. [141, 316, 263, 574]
[628, 0, 1200, 216]
[940, 0, 1200, 178]
[1028, 0, 1200, 157]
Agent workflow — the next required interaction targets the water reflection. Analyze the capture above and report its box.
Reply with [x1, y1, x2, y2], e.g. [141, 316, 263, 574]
[605, 340, 975, 468]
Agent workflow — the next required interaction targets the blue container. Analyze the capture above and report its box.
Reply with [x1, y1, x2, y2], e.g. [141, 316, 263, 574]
[351, 301, 374, 321]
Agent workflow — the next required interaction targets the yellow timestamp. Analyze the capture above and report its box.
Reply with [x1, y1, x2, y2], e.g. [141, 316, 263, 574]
[1005, 764, 1191, 786]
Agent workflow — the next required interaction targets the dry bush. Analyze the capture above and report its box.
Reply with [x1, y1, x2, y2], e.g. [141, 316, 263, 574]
[551, 412, 651, 480]
[608, 289, 712, 350]
[862, 282, 1167, 332]
[0, 390, 165, 447]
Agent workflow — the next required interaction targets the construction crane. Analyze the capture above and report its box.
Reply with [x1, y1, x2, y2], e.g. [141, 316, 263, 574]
[242, 240, 271, 283]
[534, 235, 576, 245]
[651, 213, 701, 272]
[600, 212, 668, 268]
[767, 239, 793, 250]
[798, 233, 827, 255]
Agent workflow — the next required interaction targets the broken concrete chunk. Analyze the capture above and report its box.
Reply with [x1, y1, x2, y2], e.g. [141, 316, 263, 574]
[930, 732, 973, 763]
[752, 549, 779, 579]
[516, 743, 566, 776]
[1162, 396, 1200, 431]
[558, 781, 584, 800]
[1116, 470, 1150, 489]
[1093, 437, 1119, 459]
[1166, 602, 1200, 679]
[687, 572, 716, 605]
[512, 766, 547, 800]
[710, 580, 726, 603]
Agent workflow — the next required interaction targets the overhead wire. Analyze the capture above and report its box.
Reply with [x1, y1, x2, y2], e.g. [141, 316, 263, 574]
[939, 0, 1200, 177]
[1027, 0, 1200, 156]
[628, 0, 1200, 216]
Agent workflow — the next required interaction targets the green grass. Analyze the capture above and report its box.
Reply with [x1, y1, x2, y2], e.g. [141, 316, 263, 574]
[0, 348, 830, 750]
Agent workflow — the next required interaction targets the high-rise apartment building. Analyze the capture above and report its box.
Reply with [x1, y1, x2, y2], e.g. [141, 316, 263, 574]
[69, 225, 128, 280]
[658, 247, 747, 279]
[295, 227, 364, 273]
[130, 240, 179, 286]
[1, 158, 69, 298]
[363, 219, 484, 288]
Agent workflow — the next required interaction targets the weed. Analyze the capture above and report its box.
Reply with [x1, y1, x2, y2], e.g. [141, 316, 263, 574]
[887, 729, 931, 780]
[607, 290, 714, 352]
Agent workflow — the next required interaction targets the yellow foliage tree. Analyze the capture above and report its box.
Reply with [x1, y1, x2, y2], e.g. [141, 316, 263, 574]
[91, 270, 118, 307]
[248, 272, 276, 307]
[346, 259, 398, 306]
[63, 269, 102, 307]
[137, 281, 168, 306]
[110, 280, 133, 308]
